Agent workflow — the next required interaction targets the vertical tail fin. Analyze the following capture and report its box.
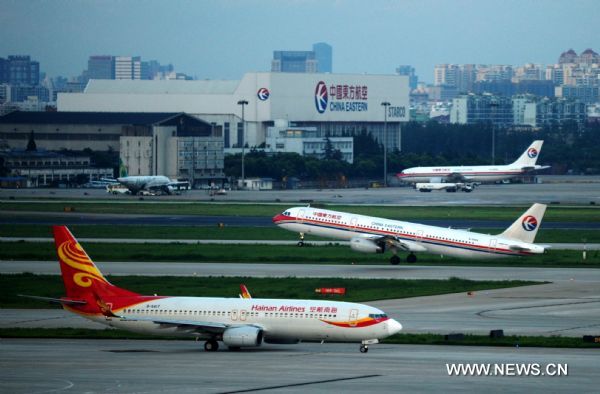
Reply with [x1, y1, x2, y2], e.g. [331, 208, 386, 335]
[239, 284, 252, 299]
[498, 204, 546, 243]
[53, 226, 138, 300]
[511, 140, 544, 167]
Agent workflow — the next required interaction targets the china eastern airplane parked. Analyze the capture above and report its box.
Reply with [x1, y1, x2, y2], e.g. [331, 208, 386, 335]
[273, 204, 548, 264]
[23, 226, 401, 353]
[115, 175, 190, 195]
[397, 140, 549, 184]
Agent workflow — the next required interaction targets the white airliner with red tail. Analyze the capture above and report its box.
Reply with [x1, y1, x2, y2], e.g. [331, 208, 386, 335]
[397, 140, 549, 184]
[24, 226, 401, 353]
[273, 204, 548, 264]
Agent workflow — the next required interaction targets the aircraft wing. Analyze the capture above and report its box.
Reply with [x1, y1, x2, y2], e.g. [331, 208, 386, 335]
[362, 234, 428, 252]
[446, 172, 467, 182]
[167, 181, 190, 188]
[119, 315, 230, 334]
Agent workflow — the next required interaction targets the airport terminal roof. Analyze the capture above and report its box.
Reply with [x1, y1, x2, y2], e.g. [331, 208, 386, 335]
[84, 79, 240, 95]
[0, 111, 203, 125]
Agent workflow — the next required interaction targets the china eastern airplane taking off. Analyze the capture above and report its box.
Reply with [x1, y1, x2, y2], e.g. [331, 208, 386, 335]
[273, 204, 548, 264]
[23, 226, 401, 353]
[397, 140, 549, 184]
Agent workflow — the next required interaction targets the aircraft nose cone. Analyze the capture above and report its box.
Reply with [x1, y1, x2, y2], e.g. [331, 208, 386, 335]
[272, 214, 284, 224]
[387, 319, 403, 335]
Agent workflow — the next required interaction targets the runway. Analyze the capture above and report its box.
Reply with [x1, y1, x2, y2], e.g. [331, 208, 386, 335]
[0, 339, 595, 393]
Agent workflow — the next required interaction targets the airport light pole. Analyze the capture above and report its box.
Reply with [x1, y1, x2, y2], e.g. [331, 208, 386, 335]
[489, 101, 499, 165]
[381, 101, 390, 187]
[237, 99, 248, 188]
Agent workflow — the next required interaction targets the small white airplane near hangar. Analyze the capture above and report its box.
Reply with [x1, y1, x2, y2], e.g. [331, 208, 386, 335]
[397, 140, 550, 190]
[23, 226, 402, 353]
[273, 204, 548, 264]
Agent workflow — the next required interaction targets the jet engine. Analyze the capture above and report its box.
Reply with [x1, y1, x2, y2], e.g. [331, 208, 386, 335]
[222, 326, 264, 347]
[350, 237, 385, 254]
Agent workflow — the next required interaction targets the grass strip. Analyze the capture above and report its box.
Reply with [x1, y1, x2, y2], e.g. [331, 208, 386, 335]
[0, 329, 597, 349]
[2, 202, 599, 222]
[2, 224, 600, 243]
[2, 241, 599, 267]
[1, 274, 538, 308]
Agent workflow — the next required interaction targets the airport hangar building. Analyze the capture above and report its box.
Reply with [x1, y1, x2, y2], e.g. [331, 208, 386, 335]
[58, 72, 410, 152]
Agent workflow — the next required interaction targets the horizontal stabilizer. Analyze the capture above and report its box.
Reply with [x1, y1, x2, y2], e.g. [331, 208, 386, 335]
[18, 294, 87, 305]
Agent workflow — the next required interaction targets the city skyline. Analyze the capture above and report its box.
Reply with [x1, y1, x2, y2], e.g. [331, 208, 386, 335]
[0, 0, 598, 82]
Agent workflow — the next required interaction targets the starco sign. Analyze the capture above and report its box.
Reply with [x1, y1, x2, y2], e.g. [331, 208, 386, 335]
[314, 80, 369, 114]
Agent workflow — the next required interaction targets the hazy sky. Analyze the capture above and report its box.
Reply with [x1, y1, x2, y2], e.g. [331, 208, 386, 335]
[1, 0, 598, 82]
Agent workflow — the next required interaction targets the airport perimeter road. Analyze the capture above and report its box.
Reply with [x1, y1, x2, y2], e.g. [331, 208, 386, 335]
[2, 261, 599, 283]
[0, 339, 595, 393]
[2, 178, 600, 205]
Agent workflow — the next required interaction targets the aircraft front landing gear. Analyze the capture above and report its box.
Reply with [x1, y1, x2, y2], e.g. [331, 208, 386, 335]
[204, 339, 219, 352]
[297, 233, 305, 247]
[360, 344, 369, 353]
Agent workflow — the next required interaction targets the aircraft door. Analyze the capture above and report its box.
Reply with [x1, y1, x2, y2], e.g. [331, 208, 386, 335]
[297, 209, 306, 223]
[350, 217, 358, 231]
[489, 239, 497, 252]
[240, 309, 247, 321]
[416, 230, 424, 242]
[349, 309, 359, 327]
[230, 309, 238, 321]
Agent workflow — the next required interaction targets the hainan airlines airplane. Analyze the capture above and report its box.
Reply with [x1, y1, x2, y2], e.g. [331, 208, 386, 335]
[23, 226, 402, 353]
[397, 140, 550, 184]
[273, 204, 548, 264]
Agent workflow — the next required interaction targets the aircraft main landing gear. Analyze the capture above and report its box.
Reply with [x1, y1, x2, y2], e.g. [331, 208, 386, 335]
[390, 255, 401, 265]
[204, 339, 219, 352]
[406, 253, 417, 263]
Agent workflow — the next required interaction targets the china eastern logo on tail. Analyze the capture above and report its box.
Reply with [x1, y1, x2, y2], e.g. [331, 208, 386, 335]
[527, 148, 538, 158]
[315, 81, 328, 113]
[257, 88, 270, 101]
[522, 215, 538, 231]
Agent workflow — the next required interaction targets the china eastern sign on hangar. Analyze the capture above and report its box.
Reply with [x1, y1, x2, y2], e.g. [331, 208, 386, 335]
[253, 73, 410, 122]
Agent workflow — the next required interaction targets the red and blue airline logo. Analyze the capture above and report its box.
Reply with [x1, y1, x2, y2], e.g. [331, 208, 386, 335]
[315, 81, 328, 113]
[527, 148, 538, 158]
[522, 215, 538, 231]
[257, 88, 270, 101]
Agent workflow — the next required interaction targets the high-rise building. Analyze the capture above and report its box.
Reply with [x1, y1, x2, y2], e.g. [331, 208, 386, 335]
[87, 56, 115, 80]
[312, 42, 332, 73]
[272, 51, 317, 73]
[396, 65, 418, 90]
[115, 56, 142, 80]
[272, 43, 332, 73]
[5, 56, 40, 85]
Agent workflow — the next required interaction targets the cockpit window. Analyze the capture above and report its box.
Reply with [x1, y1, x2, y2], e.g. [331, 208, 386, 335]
[283, 211, 291, 216]
[369, 313, 387, 319]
